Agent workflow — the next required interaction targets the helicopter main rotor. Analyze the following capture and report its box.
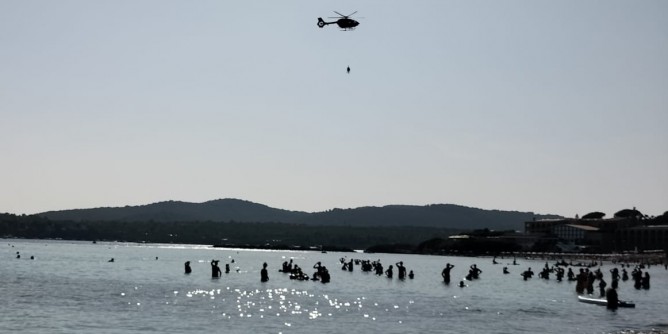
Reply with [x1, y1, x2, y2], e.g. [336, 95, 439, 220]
[331, 11, 357, 19]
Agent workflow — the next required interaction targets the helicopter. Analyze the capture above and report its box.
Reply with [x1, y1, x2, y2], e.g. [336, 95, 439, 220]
[317, 11, 360, 31]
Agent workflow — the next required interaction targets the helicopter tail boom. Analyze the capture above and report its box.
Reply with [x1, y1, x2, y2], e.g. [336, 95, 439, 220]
[317, 17, 333, 28]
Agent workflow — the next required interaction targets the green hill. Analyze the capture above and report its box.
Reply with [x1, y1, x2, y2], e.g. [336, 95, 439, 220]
[38, 198, 560, 231]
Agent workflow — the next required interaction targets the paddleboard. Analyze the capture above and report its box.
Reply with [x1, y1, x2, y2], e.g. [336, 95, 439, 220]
[578, 296, 635, 308]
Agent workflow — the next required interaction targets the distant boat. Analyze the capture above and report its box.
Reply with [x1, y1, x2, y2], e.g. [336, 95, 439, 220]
[578, 296, 635, 308]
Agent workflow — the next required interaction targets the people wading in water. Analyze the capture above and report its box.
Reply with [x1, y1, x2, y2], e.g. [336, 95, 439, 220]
[385, 265, 394, 278]
[260, 262, 269, 282]
[396, 261, 407, 280]
[211, 260, 222, 278]
[442, 263, 455, 284]
[184, 261, 192, 274]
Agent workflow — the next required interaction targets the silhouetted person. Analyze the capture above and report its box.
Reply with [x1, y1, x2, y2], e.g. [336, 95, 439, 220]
[466, 264, 481, 280]
[642, 272, 650, 289]
[586, 270, 595, 295]
[385, 265, 393, 278]
[459, 280, 466, 288]
[225, 263, 230, 274]
[539, 267, 550, 280]
[606, 286, 618, 310]
[16, 251, 20, 259]
[633, 268, 642, 289]
[185, 261, 192, 274]
[575, 269, 586, 294]
[442, 263, 454, 284]
[320, 266, 331, 283]
[375, 261, 384, 276]
[599, 278, 607, 297]
[522, 267, 534, 281]
[396, 261, 406, 280]
[347, 66, 350, 74]
[211, 260, 222, 278]
[468, 264, 482, 280]
[610, 268, 620, 281]
[261, 262, 269, 282]
[555, 267, 564, 281]
[408, 270, 414, 279]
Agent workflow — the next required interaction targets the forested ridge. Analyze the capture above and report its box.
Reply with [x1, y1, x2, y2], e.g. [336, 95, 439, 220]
[37, 198, 561, 230]
[1, 199, 562, 250]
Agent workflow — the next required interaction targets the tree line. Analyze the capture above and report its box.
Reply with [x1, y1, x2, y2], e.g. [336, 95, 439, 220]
[0, 213, 459, 250]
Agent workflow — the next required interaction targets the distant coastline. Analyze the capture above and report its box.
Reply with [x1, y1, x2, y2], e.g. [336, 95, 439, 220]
[212, 243, 355, 253]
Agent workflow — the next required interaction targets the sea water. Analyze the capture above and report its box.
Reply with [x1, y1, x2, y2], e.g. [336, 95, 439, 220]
[1, 239, 666, 334]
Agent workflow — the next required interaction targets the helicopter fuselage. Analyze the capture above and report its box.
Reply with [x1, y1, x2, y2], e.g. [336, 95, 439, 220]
[317, 17, 359, 30]
[336, 18, 359, 29]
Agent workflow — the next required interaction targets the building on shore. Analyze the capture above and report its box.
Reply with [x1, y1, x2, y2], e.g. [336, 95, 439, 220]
[615, 225, 668, 252]
[551, 224, 601, 245]
[525, 208, 668, 252]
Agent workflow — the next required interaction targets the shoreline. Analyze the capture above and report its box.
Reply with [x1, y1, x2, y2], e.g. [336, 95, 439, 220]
[3, 237, 665, 264]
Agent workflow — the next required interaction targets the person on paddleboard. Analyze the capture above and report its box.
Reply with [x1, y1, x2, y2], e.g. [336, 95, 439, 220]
[606, 286, 618, 310]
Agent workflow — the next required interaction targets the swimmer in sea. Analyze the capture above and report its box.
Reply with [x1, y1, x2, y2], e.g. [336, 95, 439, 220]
[521, 267, 534, 281]
[396, 261, 406, 280]
[385, 265, 394, 278]
[184, 261, 192, 274]
[211, 260, 222, 278]
[260, 262, 269, 282]
[606, 286, 618, 310]
[599, 278, 607, 297]
[320, 266, 331, 283]
[442, 263, 455, 284]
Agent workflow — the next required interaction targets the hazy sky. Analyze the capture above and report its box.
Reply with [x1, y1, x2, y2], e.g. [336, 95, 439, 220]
[1, 1, 666, 218]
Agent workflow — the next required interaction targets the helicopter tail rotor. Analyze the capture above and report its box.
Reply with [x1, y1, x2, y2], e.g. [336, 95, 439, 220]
[317, 17, 326, 28]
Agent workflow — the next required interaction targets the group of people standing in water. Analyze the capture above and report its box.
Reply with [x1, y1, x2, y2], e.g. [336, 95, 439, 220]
[181, 254, 661, 311]
[276, 259, 331, 282]
[513, 259, 655, 310]
[337, 257, 415, 280]
[441, 263, 483, 287]
[184, 256, 420, 283]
